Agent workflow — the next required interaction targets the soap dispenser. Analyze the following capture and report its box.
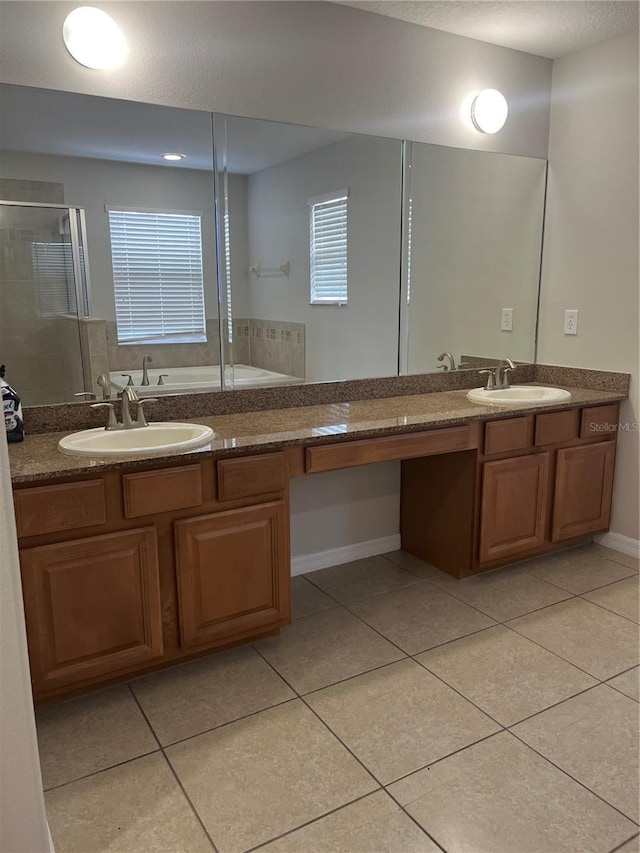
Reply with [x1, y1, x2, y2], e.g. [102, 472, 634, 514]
[1, 364, 24, 442]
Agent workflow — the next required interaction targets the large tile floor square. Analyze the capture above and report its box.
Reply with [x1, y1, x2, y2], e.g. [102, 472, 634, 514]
[507, 597, 639, 679]
[306, 659, 499, 783]
[582, 574, 639, 622]
[348, 581, 496, 653]
[512, 684, 640, 821]
[165, 700, 377, 853]
[523, 544, 638, 594]
[37, 685, 158, 790]
[416, 624, 597, 725]
[45, 753, 213, 853]
[305, 554, 423, 603]
[255, 605, 404, 693]
[388, 732, 637, 853]
[131, 646, 295, 745]
[259, 790, 441, 853]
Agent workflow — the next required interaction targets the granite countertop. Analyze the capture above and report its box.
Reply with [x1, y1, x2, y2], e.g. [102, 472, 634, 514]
[8, 385, 626, 484]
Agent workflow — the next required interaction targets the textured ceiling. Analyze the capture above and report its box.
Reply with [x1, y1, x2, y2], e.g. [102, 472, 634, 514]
[334, 1, 639, 59]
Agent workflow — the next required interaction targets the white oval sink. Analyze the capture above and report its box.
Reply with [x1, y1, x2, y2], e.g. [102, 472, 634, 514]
[467, 386, 572, 406]
[58, 422, 215, 457]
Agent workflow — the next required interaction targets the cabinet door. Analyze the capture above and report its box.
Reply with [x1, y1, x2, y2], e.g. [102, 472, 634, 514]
[479, 453, 550, 563]
[21, 528, 163, 693]
[552, 441, 616, 542]
[175, 501, 290, 649]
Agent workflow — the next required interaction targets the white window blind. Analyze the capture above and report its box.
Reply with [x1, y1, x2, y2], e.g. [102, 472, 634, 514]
[108, 209, 206, 345]
[31, 241, 77, 317]
[309, 189, 348, 304]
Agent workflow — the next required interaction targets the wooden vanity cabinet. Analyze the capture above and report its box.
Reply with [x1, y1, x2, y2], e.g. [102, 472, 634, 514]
[15, 453, 291, 702]
[402, 403, 620, 577]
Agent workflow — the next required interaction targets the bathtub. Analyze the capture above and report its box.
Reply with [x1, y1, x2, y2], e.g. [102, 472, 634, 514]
[110, 364, 302, 396]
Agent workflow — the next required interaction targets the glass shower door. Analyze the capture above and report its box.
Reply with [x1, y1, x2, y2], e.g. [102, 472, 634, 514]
[0, 202, 88, 405]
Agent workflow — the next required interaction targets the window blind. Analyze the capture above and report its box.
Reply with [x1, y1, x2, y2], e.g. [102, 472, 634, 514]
[309, 190, 348, 304]
[108, 209, 206, 345]
[31, 241, 77, 317]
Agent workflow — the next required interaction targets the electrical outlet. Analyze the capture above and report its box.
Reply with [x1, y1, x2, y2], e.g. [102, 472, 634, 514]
[564, 309, 579, 335]
[501, 308, 514, 331]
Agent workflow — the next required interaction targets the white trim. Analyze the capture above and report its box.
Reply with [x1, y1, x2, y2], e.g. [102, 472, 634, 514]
[104, 204, 203, 216]
[593, 532, 640, 559]
[291, 534, 401, 576]
[307, 188, 349, 206]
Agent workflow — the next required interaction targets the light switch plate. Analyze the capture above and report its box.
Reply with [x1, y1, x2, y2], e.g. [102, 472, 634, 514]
[501, 308, 514, 331]
[564, 309, 579, 335]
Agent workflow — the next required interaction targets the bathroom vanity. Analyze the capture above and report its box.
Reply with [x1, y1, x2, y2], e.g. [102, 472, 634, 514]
[10, 386, 623, 703]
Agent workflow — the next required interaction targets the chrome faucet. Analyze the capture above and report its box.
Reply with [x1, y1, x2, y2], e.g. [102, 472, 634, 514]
[141, 354, 153, 386]
[436, 352, 456, 372]
[91, 384, 157, 430]
[495, 358, 516, 390]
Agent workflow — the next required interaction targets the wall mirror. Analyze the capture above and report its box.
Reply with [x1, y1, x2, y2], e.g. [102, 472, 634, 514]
[0, 83, 219, 405]
[0, 82, 547, 407]
[400, 141, 547, 375]
[212, 112, 403, 386]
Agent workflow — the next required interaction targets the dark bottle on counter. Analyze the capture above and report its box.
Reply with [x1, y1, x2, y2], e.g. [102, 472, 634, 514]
[1, 364, 24, 442]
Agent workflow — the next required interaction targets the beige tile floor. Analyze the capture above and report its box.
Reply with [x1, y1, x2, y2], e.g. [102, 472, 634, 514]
[38, 543, 639, 853]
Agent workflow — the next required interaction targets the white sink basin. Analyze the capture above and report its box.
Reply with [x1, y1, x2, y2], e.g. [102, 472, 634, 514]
[58, 422, 215, 457]
[467, 386, 572, 406]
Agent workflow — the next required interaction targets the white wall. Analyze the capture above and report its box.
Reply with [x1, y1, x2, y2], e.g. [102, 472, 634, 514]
[538, 30, 639, 544]
[0, 1, 552, 159]
[246, 134, 402, 381]
[407, 143, 546, 371]
[1, 150, 219, 321]
[0, 431, 51, 853]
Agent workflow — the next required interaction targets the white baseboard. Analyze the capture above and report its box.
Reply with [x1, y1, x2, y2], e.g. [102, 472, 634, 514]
[291, 534, 401, 576]
[594, 532, 640, 559]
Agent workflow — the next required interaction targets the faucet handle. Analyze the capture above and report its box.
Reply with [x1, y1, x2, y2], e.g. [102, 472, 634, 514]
[120, 374, 134, 386]
[157, 374, 169, 386]
[74, 391, 96, 400]
[135, 398, 158, 427]
[478, 368, 496, 390]
[91, 402, 119, 430]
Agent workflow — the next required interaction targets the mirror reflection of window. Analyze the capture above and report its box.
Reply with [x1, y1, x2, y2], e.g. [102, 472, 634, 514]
[308, 189, 349, 306]
[107, 208, 206, 346]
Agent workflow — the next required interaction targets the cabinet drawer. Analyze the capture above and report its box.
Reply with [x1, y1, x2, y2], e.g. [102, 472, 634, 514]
[217, 452, 286, 501]
[534, 410, 578, 446]
[484, 417, 532, 455]
[580, 404, 619, 439]
[14, 480, 106, 538]
[123, 465, 203, 518]
[305, 426, 471, 474]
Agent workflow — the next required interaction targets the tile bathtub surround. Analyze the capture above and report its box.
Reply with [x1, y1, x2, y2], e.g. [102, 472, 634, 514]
[39, 544, 640, 853]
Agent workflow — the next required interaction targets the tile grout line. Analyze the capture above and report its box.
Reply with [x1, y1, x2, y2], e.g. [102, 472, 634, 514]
[609, 832, 640, 853]
[508, 726, 640, 828]
[575, 593, 640, 626]
[127, 684, 221, 853]
[242, 790, 384, 853]
[41, 748, 162, 794]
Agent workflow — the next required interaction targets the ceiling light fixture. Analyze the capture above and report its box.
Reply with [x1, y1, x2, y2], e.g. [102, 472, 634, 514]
[162, 153, 186, 161]
[63, 6, 126, 70]
[470, 89, 509, 134]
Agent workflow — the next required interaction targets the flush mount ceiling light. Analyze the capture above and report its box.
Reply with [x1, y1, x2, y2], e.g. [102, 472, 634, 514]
[162, 153, 186, 161]
[63, 7, 126, 70]
[471, 89, 509, 134]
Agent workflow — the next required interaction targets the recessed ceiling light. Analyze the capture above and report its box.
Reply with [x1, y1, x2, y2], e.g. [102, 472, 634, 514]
[162, 153, 186, 161]
[471, 89, 509, 134]
[63, 7, 126, 70]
